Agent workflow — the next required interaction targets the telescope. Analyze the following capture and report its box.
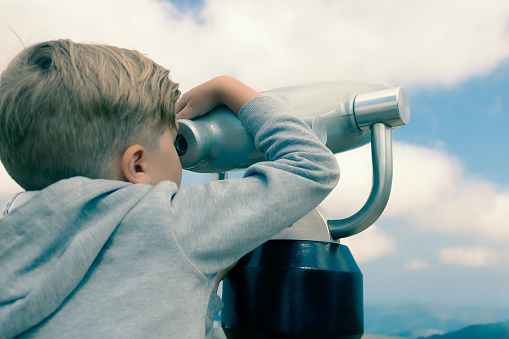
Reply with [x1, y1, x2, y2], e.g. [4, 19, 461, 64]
[177, 82, 410, 338]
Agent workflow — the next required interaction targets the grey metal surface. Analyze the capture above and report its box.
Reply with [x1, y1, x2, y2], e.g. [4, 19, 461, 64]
[178, 81, 410, 240]
[177, 108, 264, 172]
[354, 87, 410, 131]
[328, 123, 393, 239]
[178, 81, 395, 173]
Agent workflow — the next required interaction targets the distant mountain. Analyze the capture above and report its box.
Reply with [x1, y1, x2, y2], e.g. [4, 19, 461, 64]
[364, 303, 509, 338]
[207, 320, 509, 339]
[209, 303, 509, 338]
[416, 320, 509, 339]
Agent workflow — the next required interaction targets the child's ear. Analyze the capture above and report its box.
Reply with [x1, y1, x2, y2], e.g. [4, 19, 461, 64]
[121, 144, 151, 184]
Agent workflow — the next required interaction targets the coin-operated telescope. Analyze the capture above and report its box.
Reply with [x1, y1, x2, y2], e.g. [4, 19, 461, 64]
[176, 82, 410, 338]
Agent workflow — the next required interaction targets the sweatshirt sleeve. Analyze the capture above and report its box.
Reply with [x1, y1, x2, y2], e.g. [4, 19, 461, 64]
[168, 96, 340, 276]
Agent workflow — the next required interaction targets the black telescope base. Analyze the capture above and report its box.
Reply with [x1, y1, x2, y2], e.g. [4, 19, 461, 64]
[223, 329, 362, 339]
[221, 240, 363, 339]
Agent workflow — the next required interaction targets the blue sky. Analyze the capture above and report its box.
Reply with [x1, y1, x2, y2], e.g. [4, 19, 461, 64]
[1, 0, 508, 316]
[403, 64, 509, 186]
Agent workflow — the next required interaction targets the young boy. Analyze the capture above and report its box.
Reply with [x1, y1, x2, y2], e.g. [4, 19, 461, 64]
[0, 39, 339, 338]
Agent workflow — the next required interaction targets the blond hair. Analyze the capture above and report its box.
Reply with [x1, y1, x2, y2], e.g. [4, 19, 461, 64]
[0, 39, 180, 190]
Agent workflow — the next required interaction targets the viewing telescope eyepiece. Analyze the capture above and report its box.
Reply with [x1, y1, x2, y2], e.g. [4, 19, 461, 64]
[174, 133, 188, 157]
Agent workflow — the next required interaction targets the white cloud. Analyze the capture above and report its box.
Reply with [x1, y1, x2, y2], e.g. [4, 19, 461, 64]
[440, 247, 495, 267]
[340, 225, 396, 263]
[195, 0, 509, 89]
[486, 96, 504, 119]
[404, 259, 429, 271]
[388, 143, 509, 242]
[320, 142, 509, 244]
[423, 330, 446, 337]
[1, 0, 509, 90]
[319, 146, 373, 219]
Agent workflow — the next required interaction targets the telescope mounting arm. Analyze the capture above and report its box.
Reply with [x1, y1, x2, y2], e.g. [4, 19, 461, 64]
[328, 123, 393, 239]
[328, 87, 409, 240]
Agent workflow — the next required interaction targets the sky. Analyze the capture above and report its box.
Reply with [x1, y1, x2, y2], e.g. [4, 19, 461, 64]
[0, 0, 508, 314]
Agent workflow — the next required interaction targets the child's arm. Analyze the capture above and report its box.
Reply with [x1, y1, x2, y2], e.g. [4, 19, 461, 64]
[176, 76, 261, 120]
[169, 76, 340, 281]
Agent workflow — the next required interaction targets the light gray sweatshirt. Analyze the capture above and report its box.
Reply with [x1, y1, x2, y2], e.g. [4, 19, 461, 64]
[0, 96, 339, 338]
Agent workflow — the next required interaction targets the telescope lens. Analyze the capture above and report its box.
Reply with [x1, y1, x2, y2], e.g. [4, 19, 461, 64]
[174, 134, 188, 157]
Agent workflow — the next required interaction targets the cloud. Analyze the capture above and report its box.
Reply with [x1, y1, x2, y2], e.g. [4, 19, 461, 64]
[440, 247, 495, 267]
[404, 259, 430, 271]
[486, 96, 504, 119]
[1, 0, 509, 91]
[388, 143, 509, 243]
[320, 142, 509, 244]
[340, 225, 396, 263]
[186, 0, 509, 89]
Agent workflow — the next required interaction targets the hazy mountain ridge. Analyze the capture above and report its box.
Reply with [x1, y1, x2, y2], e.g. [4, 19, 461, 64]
[207, 303, 509, 338]
[416, 320, 509, 339]
[207, 321, 509, 339]
[364, 303, 509, 338]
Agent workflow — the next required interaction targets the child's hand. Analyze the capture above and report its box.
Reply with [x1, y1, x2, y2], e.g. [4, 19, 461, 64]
[176, 76, 260, 120]
[176, 78, 221, 120]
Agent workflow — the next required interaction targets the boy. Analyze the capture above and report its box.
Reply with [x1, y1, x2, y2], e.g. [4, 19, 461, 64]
[0, 39, 339, 338]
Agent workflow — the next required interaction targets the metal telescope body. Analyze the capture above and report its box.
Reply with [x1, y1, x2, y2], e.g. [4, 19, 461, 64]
[176, 81, 410, 338]
[177, 81, 410, 239]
